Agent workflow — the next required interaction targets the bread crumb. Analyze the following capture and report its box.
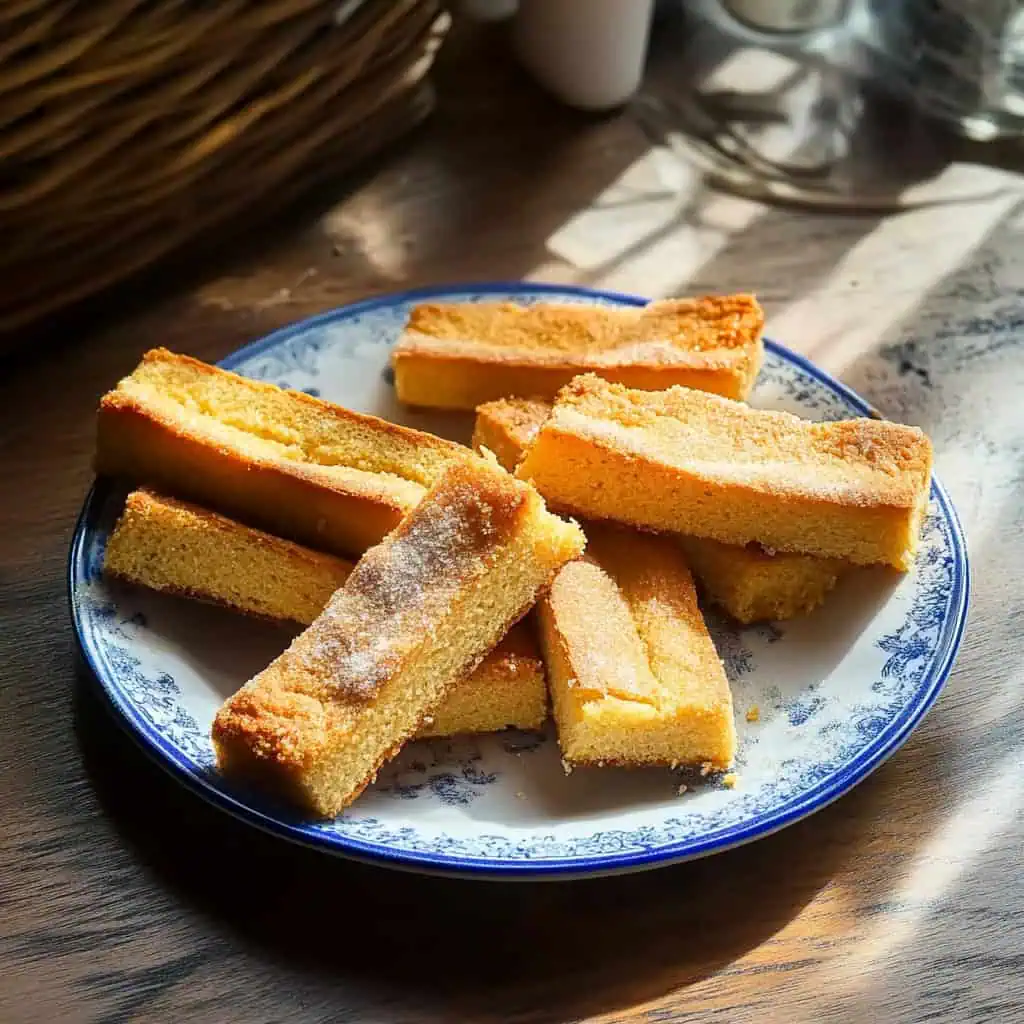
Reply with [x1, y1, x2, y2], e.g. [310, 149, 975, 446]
[746, 705, 760, 722]
[699, 761, 712, 777]
[723, 773, 738, 789]
[561, 759, 573, 775]
[677, 783, 688, 795]
[421, 715, 435, 726]
[515, 791, 526, 800]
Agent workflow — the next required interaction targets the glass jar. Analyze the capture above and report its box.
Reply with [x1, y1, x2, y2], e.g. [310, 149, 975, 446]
[864, 0, 1024, 140]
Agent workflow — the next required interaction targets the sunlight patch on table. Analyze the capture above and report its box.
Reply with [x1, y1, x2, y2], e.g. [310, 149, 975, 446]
[535, 145, 767, 298]
[323, 200, 409, 283]
[768, 174, 1022, 373]
[839, 745, 1022, 975]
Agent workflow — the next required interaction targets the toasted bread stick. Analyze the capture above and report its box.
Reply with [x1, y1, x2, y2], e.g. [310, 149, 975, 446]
[212, 459, 585, 817]
[393, 295, 764, 410]
[105, 489, 548, 736]
[475, 397, 848, 621]
[539, 524, 736, 770]
[96, 348, 472, 557]
[516, 375, 932, 570]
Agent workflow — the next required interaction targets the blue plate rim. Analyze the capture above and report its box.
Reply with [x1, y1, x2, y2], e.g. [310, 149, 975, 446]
[68, 281, 970, 879]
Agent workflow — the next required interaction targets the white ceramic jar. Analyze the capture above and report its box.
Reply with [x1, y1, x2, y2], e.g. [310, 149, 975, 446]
[511, 0, 656, 111]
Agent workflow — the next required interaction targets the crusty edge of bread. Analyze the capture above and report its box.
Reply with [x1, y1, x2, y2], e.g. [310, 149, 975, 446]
[210, 568, 565, 817]
[96, 394, 417, 555]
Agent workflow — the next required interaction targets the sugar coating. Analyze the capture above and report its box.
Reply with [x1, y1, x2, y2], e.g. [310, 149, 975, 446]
[299, 475, 518, 701]
[392, 295, 765, 410]
[104, 488, 546, 735]
[548, 378, 929, 508]
[516, 375, 933, 569]
[546, 558, 660, 703]
[539, 524, 736, 770]
[476, 397, 849, 620]
[212, 458, 585, 817]
[400, 296, 763, 362]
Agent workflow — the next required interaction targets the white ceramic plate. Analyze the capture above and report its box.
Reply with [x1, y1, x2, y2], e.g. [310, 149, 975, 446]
[69, 283, 968, 879]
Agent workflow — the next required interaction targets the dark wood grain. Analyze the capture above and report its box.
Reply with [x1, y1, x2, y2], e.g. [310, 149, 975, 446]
[2, 16, 1023, 1024]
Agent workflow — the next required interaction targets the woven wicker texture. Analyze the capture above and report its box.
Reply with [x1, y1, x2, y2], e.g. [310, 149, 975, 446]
[0, 0, 447, 332]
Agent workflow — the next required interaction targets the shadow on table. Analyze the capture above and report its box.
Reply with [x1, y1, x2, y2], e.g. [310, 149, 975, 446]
[73, 666, 949, 1024]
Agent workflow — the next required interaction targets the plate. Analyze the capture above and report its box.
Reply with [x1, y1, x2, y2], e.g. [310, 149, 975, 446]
[69, 283, 968, 879]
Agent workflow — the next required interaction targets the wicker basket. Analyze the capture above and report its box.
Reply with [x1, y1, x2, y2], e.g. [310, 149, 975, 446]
[0, 0, 448, 334]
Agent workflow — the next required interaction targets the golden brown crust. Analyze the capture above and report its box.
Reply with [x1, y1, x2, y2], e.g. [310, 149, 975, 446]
[107, 489, 548, 736]
[252, 460, 532, 708]
[540, 524, 736, 770]
[213, 559, 547, 754]
[95, 348, 472, 557]
[104, 489, 354, 625]
[402, 296, 763, 361]
[393, 296, 765, 410]
[678, 537, 847, 624]
[476, 395, 851, 619]
[551, 375, 931, 509]
[517, 375, 933, 569]
[212, 458, 585, 816]
[212, 560, 563, 803]
[117, 348, 466, 468]
[471, 398, 550, 471]
[120, 488, 350, 568]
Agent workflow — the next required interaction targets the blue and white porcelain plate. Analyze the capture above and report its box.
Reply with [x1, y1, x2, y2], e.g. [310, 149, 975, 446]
[69, 283, 968, 879]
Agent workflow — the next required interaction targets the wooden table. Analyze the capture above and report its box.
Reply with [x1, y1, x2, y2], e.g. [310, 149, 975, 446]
[3, 18, 1023, 1024]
